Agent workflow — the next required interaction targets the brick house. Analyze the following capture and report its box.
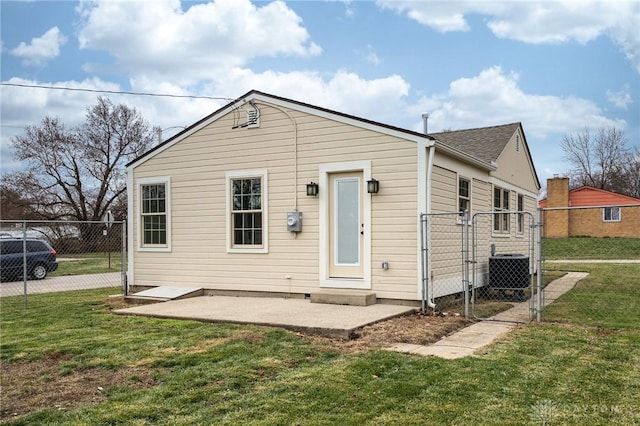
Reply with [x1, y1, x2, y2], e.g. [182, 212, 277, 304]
[540, 176, 640, 238]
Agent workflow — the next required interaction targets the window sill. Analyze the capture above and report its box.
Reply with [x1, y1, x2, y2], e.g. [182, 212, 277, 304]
[138, 245, 171, 252]
[227, 247, 268, 254]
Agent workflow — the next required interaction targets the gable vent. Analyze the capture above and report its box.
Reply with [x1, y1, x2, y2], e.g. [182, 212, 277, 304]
[246, 108, 260, 128]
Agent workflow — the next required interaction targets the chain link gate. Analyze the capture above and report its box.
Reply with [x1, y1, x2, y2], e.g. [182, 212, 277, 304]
[421, 211, 543, 323]
[470, 211, 540, 322]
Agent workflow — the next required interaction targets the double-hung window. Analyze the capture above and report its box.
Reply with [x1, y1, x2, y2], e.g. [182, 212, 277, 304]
[493, 186, 510, 234]
[227, 170, 268, 253]
[458, 177, 470, 217]
[517, 194, 525, 234]
[603, 207, 620, 222]
[139, 177, 170, 250]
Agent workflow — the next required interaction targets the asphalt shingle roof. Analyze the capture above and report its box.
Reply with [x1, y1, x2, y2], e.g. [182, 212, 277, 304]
[429, 122, 521, 165]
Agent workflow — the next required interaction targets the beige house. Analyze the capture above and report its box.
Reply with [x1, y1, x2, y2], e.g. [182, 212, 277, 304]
[126, 90, 540, 306]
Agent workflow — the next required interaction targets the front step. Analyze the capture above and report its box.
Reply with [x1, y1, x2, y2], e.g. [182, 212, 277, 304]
[310, 292, 377, 306]
[124, 286, 203, 305]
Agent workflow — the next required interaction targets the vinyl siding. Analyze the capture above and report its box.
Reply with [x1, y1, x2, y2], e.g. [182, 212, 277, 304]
[493, 130, 539, 194]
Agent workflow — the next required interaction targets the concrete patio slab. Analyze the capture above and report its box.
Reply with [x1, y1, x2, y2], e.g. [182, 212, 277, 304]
[115, 295, 416, 339]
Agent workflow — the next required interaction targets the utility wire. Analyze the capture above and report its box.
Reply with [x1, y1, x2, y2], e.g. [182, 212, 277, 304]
[1, 82, 233, 102]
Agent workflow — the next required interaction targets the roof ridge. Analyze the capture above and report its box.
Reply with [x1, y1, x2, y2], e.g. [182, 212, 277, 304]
[428, 122, 521, 135]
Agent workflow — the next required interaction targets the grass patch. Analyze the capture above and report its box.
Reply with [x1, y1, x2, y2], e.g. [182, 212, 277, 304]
[543, 263, 640, 329]
[543, 236, 640, 260]
[51, 252, 123, 276]
[2, 274, 640, 424]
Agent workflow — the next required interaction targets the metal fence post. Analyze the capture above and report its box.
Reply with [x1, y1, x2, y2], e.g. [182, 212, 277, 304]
[22, 220, 27, 309]
[536, 207, 543, 322]
[462, 210, 470, 319]
[121, 220, 128, 296]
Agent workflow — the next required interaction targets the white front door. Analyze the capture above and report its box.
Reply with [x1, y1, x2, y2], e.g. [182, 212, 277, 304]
[329, 172, 363, 279]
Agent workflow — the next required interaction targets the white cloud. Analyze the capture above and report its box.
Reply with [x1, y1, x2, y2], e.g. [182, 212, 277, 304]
[407, 66, 628, 180]
[377, 0, 640, 72]
[76, 0, 321, 85]
[10, 27, 67, 66]
[209, 67, 410, 123]
[413, 66, 626, 138]
[362, 44, 381, 65]
[606, 84, 633, 110]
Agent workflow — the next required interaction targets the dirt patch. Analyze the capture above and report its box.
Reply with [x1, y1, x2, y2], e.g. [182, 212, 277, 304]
[0, 356, 156, 422]
[303, 310, 472, 353]
[1, 302, 472, 421]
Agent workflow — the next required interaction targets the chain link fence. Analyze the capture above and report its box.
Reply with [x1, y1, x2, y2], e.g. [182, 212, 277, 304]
[0, 220, 126, 307]
[423, 206, 639, 329]
[540, 205, 640, 329]
[421, 211, 539, 321]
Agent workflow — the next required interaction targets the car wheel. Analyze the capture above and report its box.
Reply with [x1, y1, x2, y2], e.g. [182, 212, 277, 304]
[31, 265, 48, 280]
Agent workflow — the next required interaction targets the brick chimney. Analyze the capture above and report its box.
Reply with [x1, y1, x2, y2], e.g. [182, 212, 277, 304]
[544, 176, 570, 238]
[546, 176, 570, 207]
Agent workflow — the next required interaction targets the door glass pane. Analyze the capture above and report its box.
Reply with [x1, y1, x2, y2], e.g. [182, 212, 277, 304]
[335, 178, 359, 265]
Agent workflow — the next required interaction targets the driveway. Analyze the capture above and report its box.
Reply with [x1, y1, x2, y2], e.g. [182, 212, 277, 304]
[0, 272, 122, 297]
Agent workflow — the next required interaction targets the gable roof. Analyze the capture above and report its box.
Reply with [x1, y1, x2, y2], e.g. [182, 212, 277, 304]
[429, 123, 521, 164]
[430, 122, 540, 189]
[127, 90, 436, 169]
[127, 90, 533, 179]
[540, 185, 640, 208]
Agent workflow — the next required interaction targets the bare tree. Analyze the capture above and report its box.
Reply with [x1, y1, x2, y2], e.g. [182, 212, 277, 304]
[561, 126, 630, 193]
[619, 147, 640, 198]
[2, 97, 158, 245]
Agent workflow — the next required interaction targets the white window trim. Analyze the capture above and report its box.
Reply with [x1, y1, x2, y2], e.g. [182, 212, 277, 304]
[457, 176, 471, 224]
[516, 194, 525, 235]
[226, 169, 269, 254]
[492, 185, 511, 236]
[603, 206, 621, 222]
[137, 176, 171, 252]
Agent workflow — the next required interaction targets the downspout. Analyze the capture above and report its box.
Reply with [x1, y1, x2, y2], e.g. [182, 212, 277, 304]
[425, 143, 437, 311]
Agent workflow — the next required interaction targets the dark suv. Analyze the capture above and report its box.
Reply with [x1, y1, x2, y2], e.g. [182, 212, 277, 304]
[0, 238, 59, 281]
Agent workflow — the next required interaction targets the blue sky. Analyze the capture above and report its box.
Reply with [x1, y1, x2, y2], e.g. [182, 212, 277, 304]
[1, 0, 639, 189]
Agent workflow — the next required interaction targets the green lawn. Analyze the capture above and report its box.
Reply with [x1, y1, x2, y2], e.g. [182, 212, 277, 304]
[1, 264, 639, 425]
[543, 263, 640, 329]
[543, 236, 640, 260]
[51, 252, 124, 276]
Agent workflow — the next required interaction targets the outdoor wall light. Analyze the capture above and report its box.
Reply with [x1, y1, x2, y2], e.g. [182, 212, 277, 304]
[306, 182, 319, 196]
[367, 178, 379, 194]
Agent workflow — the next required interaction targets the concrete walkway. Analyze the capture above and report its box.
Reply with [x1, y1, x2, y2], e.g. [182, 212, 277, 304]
[388, 272, 589, 359]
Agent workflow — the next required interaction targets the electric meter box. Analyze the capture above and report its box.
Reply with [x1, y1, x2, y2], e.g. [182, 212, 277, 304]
[287, 212, 302, 232]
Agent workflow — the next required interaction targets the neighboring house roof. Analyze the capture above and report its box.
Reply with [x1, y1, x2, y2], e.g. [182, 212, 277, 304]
[128, 90, 534, 181]
[539, 185, 640, 208]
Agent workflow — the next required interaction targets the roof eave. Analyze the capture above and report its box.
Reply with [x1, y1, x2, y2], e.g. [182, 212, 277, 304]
[434, 140, 496, 171]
